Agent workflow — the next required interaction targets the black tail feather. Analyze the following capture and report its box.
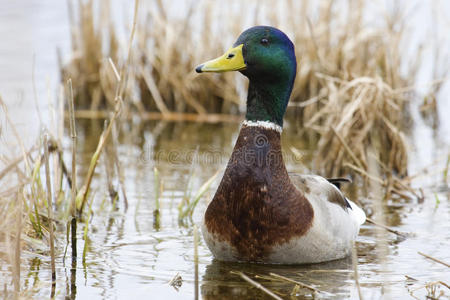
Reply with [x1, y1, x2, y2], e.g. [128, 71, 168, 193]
[327, 178, 352, 209]
[327, 177, 352, 189]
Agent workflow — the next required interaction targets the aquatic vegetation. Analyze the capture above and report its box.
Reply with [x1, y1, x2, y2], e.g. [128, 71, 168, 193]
[152, 166, 161, 229]
[178, 169, 220, 224]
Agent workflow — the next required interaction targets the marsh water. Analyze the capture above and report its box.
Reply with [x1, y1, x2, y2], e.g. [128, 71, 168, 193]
[1, 1, 450, 299]
[2, 119, 448, 299]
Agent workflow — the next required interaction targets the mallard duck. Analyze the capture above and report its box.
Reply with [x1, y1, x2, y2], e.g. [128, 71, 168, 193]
[195, 26, 366, 264]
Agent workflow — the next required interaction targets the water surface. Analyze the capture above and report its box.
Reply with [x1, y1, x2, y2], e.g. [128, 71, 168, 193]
[5, 121, 448, 299]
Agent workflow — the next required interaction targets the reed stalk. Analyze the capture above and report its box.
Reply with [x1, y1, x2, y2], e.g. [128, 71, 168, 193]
[193, 225, 199, 300]
[103, 126, 118, 204]
[269, 272, 320, 294]
[179, 170, 220, 222]
[368, 146, 390, 297]
[13, 189, 23, 298]
[82, 197, 94, 265]
[43, 133, 56, 288]
[30, 156, 43, 238]
[67, 78, 78, 259]
[111, 123, 128, 209]
[352, 243, 363, 300]
[418, 252, 450, 268]
[444, 154, 450, 183]
[153, 167, 161, 229]
[231, 271, 282, 300]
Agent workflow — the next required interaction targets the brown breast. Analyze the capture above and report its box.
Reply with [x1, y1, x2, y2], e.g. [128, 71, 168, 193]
[204, 125, 314, 261]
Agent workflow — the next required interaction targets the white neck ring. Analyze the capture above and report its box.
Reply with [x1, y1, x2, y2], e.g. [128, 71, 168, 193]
[242, 120, 283, 133]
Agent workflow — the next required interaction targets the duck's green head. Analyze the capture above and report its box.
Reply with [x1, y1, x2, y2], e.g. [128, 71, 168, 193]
[196, 26, 297, 127]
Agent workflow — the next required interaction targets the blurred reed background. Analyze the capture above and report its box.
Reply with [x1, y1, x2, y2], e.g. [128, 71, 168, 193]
[62, 0, 447, 196]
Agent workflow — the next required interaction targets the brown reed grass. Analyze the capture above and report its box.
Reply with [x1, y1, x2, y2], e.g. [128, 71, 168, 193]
[0, 98, 67, 296]
[59, 0, 442, 199]
[0, 3, 141, 293]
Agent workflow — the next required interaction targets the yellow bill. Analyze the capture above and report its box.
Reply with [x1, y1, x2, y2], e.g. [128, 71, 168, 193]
[195, 44, 246, 73]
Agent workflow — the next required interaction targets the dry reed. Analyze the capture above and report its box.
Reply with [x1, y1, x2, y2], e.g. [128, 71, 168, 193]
[75, 0, 139, 215]
[231, 271, 283, 300]
[43, 133, 56, 291]
[0, 97, 68, 297]
[352, 243, 363, 300]
[418, 251, 450, 268]
[153, 167, 161, 229]
[0, 1, 142, 295]
[59, 0, 444, 198]
[178, 169, 220, 223]
[13, 189, 23, 298]
[269, 272, 321, 294]
[67, 78, 78, 259]
[193, 224, 199, 299]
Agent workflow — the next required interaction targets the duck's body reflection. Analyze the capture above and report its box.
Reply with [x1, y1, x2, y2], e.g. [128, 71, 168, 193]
[201, 258, 354, 299]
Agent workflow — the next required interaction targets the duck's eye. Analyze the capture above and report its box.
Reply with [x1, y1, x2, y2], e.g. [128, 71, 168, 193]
[260, 38, 269, 45]
[227, 53, 235, 59]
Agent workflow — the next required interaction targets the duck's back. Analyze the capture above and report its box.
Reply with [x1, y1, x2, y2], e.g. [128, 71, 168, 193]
[267, 174, 366, 263]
